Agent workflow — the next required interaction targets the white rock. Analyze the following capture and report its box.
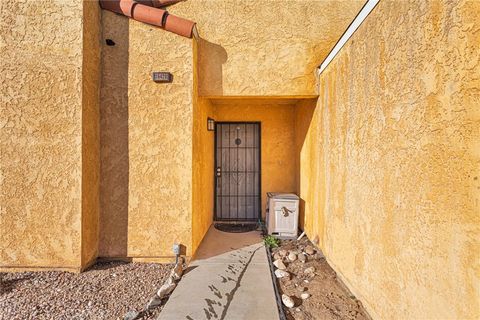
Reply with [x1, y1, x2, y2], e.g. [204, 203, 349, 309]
[304, 266, 316, 275]
[282, 294, 295, 308]
[170, 258, 184, 280]
[146, 295, 163, 310]
[274, 269, 290, 278]
[273, 259, 286, 270]
[273, 252, 282, 260]
[288, 252, 297, 262]
[304, 246, 315, 255]
[124, 311, 141, 320]
[300, 293, 311, 300]
[279, 249, 288, 257]
[157, 276, 177, 298]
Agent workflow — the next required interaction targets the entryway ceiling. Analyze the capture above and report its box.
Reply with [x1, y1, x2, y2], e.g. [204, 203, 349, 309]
[168, 0, 366, 96]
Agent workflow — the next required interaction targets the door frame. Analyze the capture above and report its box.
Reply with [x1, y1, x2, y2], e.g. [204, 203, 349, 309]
[213, 121, 262, 222]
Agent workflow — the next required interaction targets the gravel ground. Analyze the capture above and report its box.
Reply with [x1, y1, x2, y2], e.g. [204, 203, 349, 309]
[271, 238, 370, 320]
[0, 261, 173, 320]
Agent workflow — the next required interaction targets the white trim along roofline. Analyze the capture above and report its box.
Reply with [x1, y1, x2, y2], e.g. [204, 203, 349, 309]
[317, 0, 380, 75]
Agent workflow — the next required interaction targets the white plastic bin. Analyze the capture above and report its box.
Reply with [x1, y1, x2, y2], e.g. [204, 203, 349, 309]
[266, 192, 299, 238]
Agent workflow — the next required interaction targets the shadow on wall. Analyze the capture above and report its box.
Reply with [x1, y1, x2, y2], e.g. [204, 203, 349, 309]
[198, 38, 227, 96]
[99, 12, 129, 258]
[294, 99, 317, 231]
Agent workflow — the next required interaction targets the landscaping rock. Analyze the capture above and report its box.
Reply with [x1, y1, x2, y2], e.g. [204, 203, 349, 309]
[124, 311, 141, 320]
[300, 293, 311, 300]
[298, 253, 306, 263]
[288, 252, 297, 262]
[273, 259, 286, 270]
[272, 238, 370, 320]
[279, 249, 288, 257]
[304, 246, 315, 255]
[274, 269, 290, 278]
[146, 295, 163, 310]
[156, 276, 177, 299]
[0, 261, 173, 320]
[273, 252, 282, 260]
[304, 266, 315, 275]
[313, 252, 325, 260]
[170, 257, 184, 280]
[282, 294, 295, 308]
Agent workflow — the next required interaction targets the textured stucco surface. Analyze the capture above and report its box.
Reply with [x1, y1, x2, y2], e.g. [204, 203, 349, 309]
[99, 11, 130, 258]
[126, 19, 194, 259]
[81, 0, 101, 268]
[168, 0, 364, 96]
[1, 0, 83, 270]
[214, 99, 299, 219]
[99, 13, 195, 260]
[95, 1, 365, 260]
[192, 96, 215, 252]
[297, 1, 480, 318]
[0, 0, 100, 271]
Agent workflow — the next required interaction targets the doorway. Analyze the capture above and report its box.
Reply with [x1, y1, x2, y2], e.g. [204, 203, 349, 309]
[214, 122, 261, 222]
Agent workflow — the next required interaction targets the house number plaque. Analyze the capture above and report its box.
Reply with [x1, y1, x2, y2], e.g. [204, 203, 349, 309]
[152, 72, 173, 83]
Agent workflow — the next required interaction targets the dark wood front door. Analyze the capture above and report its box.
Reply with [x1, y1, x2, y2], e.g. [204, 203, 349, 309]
[214, 122, 261, 221]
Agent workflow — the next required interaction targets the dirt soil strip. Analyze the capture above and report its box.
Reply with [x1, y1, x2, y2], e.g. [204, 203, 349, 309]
[0, 261, 173, 320]
[270, 238, 371, 320]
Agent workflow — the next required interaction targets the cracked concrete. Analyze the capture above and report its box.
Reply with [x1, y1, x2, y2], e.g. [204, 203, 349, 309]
[158, 227, 279, 320]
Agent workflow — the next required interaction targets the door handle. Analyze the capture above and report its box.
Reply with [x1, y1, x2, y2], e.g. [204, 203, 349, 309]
[216, 167, 221, 177]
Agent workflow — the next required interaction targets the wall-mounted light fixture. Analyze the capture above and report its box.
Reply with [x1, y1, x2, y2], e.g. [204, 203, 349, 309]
[207, 117, 215, 131]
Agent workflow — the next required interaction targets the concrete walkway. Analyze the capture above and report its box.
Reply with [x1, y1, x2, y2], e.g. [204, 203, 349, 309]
[159, 226, 279, 320]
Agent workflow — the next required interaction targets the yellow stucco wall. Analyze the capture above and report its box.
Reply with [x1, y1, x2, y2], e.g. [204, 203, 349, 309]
[168, 0, 365, 96]
[214, 99, 299, 219]
[99, 13, 196, 260]
[98, 0, 363, 259]
[297, 0, 480, 318]
[294, 99, 318, 232]
[192, 96, 215, 252]
[126, 19, 195, 259]
[0, 0, 100, 271]
[99, 11, 130, 259]
[81, 0, 101, 269]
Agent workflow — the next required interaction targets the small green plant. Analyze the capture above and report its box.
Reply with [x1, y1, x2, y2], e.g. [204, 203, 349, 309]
[263, 235, 280, 248]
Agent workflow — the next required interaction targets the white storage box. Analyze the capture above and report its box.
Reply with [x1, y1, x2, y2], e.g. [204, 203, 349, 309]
[266, 192, 299, 238]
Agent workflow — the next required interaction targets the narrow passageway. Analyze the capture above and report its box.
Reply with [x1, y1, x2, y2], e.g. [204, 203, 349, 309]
[159, 227, 279, 320]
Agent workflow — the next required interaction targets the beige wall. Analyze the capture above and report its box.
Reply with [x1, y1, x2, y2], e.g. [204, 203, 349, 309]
[169, 0, 364, 96]
[0, 0, 100, 271]
[297, 0, 480, 318]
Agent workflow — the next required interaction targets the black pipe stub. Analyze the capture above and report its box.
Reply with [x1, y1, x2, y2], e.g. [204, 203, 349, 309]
[105, 39, 116, 46]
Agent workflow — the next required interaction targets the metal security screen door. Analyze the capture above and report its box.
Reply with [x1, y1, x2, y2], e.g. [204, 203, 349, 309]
[215, 122, 261, 221]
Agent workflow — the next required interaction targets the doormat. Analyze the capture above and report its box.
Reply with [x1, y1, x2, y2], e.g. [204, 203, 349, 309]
[214, 223, 258, 233]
